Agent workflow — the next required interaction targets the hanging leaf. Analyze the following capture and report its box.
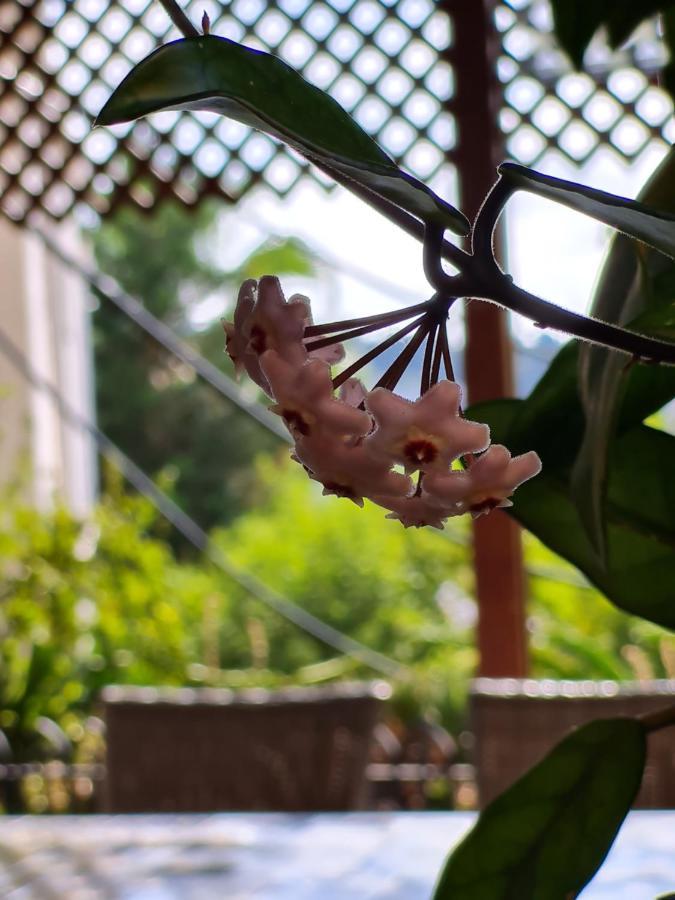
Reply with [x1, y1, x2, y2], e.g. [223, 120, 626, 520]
[605, 2, 675, 48]
[498, 162, 675, 259]
[662, 9, 675, 101]
[96, 36, 469, 236]
[549, 1, 674, 69]
[234, 237, 315, 280]
[501, 340, 675, 471]
[468, 394, 675, 629]
[549, 0, 613, 67]
[433, 717, 646, 900]
[570, 237, 641, 560]
[571, 147, 675, 560]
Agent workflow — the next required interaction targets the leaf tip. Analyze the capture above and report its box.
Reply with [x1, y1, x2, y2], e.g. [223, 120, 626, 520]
[94, 100, 120, 129]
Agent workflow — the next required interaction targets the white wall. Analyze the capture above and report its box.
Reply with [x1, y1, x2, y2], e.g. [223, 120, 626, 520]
[0, 216, 96, 515]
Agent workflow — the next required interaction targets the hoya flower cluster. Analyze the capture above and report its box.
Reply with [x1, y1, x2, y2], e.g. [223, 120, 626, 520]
[223, 277, 541, 529]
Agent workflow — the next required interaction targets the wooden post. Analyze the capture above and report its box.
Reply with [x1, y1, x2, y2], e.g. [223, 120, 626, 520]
[441, 0, 528, 676]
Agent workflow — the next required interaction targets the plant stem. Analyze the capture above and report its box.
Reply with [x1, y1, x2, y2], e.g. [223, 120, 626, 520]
[374, 318, 433, 392]
[317, 160, 675, 365]
[430, 327, 443, 386]
[157, 0, 199, 37]
[439, 322, 454, 382]
[312, 156, 471, 272]
[305, 314, 418, 351]
[333, 314, 427, 389]
[471, 174, 515, 259]
[485, 272, 675, 364]
[639, 704, 675, 733]
[153, 0, 675, 366]
[423, 225, 454, 294]
[420, 326, 438, 395]
[304, 300, 432, 337]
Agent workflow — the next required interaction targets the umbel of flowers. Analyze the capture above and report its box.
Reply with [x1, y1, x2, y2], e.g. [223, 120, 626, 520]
[223, 276, 541, 529]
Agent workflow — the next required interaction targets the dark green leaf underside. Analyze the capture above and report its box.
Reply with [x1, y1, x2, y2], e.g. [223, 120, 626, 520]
[549, 0, 612, 67]
[571, 146, 675, 559]
[96, 36, 469, 236]
[433, 717, 646, 900]
[499, 162, 675, 259]
[467, 392, 675, 630]
[550, 0, 674, 68]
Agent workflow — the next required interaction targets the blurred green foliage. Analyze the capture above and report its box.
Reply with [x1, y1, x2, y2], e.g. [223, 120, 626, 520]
[88, 202, 312, 537]
[1, 458, 673, 760]
[0, 475, 201, 755]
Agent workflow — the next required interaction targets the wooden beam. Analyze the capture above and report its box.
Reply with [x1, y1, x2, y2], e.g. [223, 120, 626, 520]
[441, 0, 528, 677]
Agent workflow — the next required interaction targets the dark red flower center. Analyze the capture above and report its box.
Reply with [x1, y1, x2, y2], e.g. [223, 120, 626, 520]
[322, 481, 359, 500]
[469, 497, 501, 515]
[403, 439, 437, 466]
[281, 408, 310, 435]
[249, 324, 267, 354]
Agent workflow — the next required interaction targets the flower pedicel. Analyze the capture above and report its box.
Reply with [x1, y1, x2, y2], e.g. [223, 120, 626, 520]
[223, 276, 541, 529]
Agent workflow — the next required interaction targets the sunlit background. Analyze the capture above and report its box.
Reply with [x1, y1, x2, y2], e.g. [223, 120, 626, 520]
[0, 0, 674, 826]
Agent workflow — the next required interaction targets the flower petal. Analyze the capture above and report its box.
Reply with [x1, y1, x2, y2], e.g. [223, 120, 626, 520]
[364, 381, 490, 473]
[370, 494, 455, 530]
[261, 351, 372, 439]
[295, 432, 413, 501]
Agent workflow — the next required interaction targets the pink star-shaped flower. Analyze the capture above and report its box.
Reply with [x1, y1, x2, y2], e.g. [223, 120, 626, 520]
[223, 278, 256, 375]
[294, 432, 413, 506]
[339, 377, 368, 408]
[364, 381, 490, 474]
[261, 350, 372, 440]
[291, 294, 346, 366]
[369, 494, 460, 530]
[223, 277, 308, 395]
[423, 445, 541, 518]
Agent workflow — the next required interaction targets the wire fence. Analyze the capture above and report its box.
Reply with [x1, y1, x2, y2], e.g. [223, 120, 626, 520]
[31, 224, 592, 593]
[0, 321, 403, 678]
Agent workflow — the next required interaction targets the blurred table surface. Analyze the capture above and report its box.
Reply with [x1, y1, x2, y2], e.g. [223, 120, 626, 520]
[0, 811, 673, 899]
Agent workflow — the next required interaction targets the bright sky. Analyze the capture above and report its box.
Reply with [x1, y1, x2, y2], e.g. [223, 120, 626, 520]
[199, 138, 670, 361]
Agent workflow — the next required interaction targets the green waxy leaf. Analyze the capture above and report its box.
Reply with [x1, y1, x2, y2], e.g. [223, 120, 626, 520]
[496, 340, 675, 471]
[572, 147, 675, 560]
[433, 717, 646, 900]
[549, 1, 672, 69]
[469, 395, 675, 629]
[499, 162, 675, 259]
[605, 2, 675, 49]
[570, 237, 641, 561]
[236, 237, 315, 280]
[96, 36, 469, 236]
[549, 0, 613, 67]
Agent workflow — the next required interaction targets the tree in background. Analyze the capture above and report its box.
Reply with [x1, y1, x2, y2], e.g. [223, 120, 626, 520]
[4, 455, 671, 761]
[89, 202, 312, 536]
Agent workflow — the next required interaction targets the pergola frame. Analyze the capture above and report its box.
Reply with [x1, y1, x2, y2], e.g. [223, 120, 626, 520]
[2, 0, 673, 675]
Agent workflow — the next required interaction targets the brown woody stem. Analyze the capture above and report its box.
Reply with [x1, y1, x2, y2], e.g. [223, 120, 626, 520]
[157, 0, 675, 367]
[157, 0, 199, 37]
[304, 300, 432, 339]
[420, 326, 438, 395]
[332, 315, 426, 390]
[374, 317, 433, 392]
[640, 705, 675, 733]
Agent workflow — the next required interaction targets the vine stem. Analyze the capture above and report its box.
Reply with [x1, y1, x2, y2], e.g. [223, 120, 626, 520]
[153, 0, 675, 366]
[158, 0, 200, 37]
[332, 314, 426, 389]
[639, 704, 675, 733]
[374, 317, 433, 392]
[304, 300, 433, 337]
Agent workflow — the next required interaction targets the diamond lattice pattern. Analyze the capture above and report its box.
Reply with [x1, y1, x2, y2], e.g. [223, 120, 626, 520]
[496, 0, 674, 167]
[2, 0, 673, 225]
[0, 0, 454, 222]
